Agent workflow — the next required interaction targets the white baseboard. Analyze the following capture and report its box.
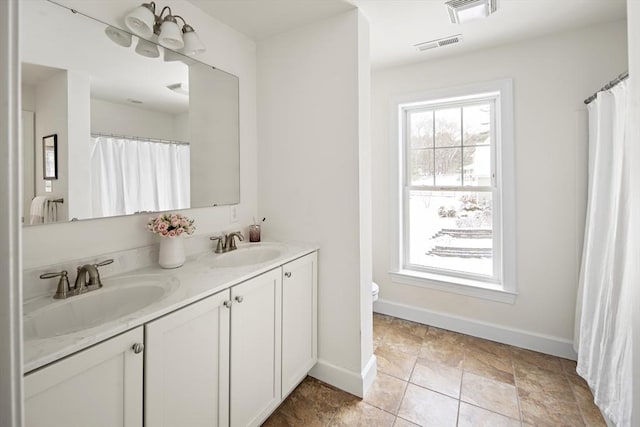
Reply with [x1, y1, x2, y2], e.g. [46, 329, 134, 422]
[374, 298, 577, 360]
[309, 354, 378, 398]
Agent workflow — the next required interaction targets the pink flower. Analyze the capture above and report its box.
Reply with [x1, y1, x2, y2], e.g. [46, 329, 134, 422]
[158, 222, 168, 231]
[176, 228, 184, 236]
[161, 230, 169, 237]
[168, 230, 176, 238]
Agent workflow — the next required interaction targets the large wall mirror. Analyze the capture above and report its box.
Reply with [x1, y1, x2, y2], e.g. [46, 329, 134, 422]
[21, 0, 240, 226]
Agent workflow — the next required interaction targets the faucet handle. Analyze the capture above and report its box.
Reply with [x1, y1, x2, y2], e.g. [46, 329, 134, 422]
[210, 235, 225, 253]
[40, 270, 70, 299]
[90, 259, 113, 288]
[94, 259, 114, 268]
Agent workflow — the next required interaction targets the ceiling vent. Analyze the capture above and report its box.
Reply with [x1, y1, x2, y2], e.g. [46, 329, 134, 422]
[445, 0, 497, 24]
[415, 34, 463, 51]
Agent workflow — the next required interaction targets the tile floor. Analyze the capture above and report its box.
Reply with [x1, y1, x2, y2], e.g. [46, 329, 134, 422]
[263, 313, 605, 427]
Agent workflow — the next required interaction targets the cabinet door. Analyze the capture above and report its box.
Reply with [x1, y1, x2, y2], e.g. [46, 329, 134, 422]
[230, 269, 282, 427]
[145, 290, 230, 427]
[24, 327, 144, 427]
[281, 252, 318, 397]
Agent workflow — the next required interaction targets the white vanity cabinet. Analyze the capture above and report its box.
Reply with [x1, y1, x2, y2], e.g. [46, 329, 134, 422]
[230, 268, 282, 427]
[24, 249, 318, 427]
[144, 290, 231, 427]
[281, 251, 318, 397]
[24, 327, 144, 427]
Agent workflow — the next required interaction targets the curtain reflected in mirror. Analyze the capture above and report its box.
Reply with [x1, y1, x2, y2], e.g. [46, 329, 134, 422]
[90, 135, 190, 218]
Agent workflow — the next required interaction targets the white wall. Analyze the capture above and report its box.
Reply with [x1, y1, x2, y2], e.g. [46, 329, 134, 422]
[22, 0, 257, 269]
[257, 9, 373, 396]
[67, 71, 91, 220]
[626, 1, 639, 424]
[91, 98, 178, 140]
[371, 21, 628, 353]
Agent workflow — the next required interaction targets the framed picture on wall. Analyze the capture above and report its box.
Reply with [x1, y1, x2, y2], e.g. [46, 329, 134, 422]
[42, 134, 58, 180]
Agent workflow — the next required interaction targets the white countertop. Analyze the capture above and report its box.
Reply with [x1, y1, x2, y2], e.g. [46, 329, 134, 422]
[23, 241, 318, 373]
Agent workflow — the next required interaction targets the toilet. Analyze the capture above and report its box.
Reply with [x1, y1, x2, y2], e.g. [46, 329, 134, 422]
[372, 281, 379, 302]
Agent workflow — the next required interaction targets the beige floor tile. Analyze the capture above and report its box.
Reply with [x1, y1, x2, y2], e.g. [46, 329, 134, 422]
[518, 390, 584, 426]
[295, 377, 358, 407]
[390, 318, 428, 339]
[461, 372, 520, 419]
[514, 359, 575, 402]
[418, 335, 465, 369]
[511, 347, 563, 373]
[375, 344, 418, 381]
[458, 402, 521, 427]
[374, 313, 394, 327]
[364, 373, 408, 414]
[410, 358, 462, 398]
[262, 409, 298, 427]
[560, 358, 578, 375]
[382, 329, 424, 356]
[464, 347, 515, 385]
[464, 335, 513, 359]
[566, 375, 606, 426]
[393, 417, 420, 427]
[278, 377, 356, 427]
[278, 392, 337, 427]
[329, 401, 395, 427]
[397, 383, 459, 427]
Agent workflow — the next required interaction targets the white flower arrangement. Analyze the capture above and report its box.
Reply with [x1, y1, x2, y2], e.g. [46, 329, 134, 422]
[146, 213, 195, 238]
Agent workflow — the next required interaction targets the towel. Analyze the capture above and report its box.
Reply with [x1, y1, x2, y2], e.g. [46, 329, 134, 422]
[29, 196, 48, 224]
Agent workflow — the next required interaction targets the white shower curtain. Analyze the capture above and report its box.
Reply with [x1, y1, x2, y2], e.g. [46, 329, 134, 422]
[91, 136, 190, 218]
[575, 81, 633, 426]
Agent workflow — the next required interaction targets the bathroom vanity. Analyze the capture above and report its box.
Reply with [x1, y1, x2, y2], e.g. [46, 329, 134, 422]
[23, 242, 318, 427]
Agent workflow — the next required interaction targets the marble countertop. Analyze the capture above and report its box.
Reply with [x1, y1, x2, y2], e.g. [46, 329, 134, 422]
[23, 241, 318, 373]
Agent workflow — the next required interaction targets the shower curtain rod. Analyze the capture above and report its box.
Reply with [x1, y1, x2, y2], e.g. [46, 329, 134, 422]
[584, 71, 629, 105]
[91, 132, 190, 146]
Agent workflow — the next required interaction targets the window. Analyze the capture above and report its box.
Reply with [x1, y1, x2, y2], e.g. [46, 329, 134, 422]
[391, 80, 516, 303]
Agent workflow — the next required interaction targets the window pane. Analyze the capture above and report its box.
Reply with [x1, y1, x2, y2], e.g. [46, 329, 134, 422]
[410, 149, 434, 186]
[408, 190, 493, 277]
[409, 110, 433, 149]
[434, 148, 462, 186]
[463, 104, 491, 146]
[463, 146, 491, 187]
[435, 108, 461, 147]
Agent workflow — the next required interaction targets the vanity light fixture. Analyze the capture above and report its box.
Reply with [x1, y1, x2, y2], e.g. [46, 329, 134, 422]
[124, 2, 205, 55]
[135, 37, 160, 58]
[105, 26, 132, 47]
[445, 0, 497, 24]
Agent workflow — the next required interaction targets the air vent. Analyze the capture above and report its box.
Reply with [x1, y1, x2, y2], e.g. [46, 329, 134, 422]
[415, 34, 463, 52]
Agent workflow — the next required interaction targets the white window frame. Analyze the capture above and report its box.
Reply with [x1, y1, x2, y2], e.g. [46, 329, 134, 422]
[389, 79, 517, 304]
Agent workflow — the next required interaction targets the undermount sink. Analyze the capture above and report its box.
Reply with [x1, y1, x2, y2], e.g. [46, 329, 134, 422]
[199, 243, 285, 268]
[24, 275, 178, 340]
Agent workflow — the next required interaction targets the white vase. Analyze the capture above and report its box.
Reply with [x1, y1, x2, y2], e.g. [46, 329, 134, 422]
[158, 236, 185, 269]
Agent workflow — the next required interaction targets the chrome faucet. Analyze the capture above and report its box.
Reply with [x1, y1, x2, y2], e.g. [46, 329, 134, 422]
[225, 231, 244, 251]
[40, 259, 114, 299]
[210, 231, 244, 253]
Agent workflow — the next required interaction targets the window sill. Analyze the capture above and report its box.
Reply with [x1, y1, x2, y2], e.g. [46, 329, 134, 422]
[389, 269, 517, 304]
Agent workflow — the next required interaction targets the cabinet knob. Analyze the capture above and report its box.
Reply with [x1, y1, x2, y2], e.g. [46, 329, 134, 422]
[132, 343, 144, 354]
[284, 272, 292, 278]
[234, 295, 244, 303]
[223, 300, 232, 308]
